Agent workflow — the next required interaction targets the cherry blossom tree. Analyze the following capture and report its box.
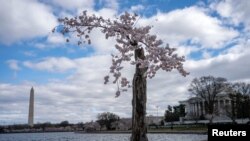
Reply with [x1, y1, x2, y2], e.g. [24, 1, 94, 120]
[54, 11, 188, 141]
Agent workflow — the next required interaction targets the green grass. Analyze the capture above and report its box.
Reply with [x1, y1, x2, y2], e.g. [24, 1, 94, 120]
[148, 124, 208, 132]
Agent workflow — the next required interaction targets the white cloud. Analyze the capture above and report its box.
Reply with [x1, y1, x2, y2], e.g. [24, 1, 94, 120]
[2, 40, 250, 124]
[47, 32, 65, 44]
[6, 60, 20, 71]
[10, 54, 186, 123]
[186, 39, 250, 81]
[0, 0, 58, 44]
[130, 5, 144, 13]
[1, 54, 190, 123]
[23, 57, 77, 73]
[211, 0, 232, 18]
[34, 43, 47, 49]
[6, 59, 21, 79]
[138, 6, 238, 49]
[89, 29, 117, 54]
[211, 0, 250, 30]
[23, 51, 36, 57]
[176, 45, 200, 57]
[0, 54, 131, 123]
[52, 0, 94, 10]
[31, 33, 68, 49]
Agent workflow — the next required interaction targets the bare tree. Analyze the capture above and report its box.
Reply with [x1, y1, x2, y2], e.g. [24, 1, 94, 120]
[54, 11, 188, 141]
[227, 82, 250, 121]
[188, 76, 227, 123]
[231, 82, 250, 96]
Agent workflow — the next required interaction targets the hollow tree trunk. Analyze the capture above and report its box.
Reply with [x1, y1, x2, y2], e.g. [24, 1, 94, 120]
[131, 48, 148, 141]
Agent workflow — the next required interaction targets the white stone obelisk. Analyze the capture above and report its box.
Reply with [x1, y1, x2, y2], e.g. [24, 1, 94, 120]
[28, 87, 34, 127]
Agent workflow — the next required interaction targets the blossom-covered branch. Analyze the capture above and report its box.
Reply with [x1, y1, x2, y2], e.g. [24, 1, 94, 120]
[54, 11, 189, 96]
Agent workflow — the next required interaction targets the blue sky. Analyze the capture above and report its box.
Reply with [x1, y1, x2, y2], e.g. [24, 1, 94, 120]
[0, 0, 250, 125]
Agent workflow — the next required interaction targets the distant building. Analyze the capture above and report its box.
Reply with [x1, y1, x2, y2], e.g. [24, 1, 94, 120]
[84, 121, 101, 131]
[111, 118, 132, 130]
[28, 87, 34, 127]
[146, 115, 164, 125]
[111, 116, 163, 130]
[179, 93, 231, 120]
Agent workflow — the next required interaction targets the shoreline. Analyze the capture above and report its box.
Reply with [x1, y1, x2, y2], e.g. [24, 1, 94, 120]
[0, 130, 207, 135]
[0, 131, 73, 134]
[75, 130, 207, 135]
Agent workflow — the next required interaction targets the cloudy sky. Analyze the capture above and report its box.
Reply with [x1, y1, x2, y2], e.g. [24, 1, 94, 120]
[0, 0, 250, 125]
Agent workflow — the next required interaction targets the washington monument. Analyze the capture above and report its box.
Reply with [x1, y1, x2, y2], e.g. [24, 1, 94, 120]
[28, 87, 34, 127]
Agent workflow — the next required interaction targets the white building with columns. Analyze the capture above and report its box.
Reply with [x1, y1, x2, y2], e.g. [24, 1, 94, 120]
[180, 93, 231, 120]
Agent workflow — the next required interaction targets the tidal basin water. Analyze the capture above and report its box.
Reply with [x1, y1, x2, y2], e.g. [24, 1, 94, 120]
[0, 132, 207, 141]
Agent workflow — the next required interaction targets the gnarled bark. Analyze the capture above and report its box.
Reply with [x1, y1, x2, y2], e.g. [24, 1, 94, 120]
[131, 48, 148, 141]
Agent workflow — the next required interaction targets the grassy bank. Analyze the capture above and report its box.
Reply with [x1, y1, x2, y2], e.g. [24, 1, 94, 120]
[147, 124, 207, 134]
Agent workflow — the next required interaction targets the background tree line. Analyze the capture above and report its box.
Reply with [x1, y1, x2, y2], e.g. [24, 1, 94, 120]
[96, 112, 120, 130]
[164, 104, 185, 123]
[0, 112, 120, 132]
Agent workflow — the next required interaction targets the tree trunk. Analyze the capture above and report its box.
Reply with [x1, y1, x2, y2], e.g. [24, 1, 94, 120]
[131, 48, 148, 141]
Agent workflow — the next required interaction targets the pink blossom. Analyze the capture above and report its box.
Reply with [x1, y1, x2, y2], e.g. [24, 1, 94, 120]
[56, 11, 189, 97]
